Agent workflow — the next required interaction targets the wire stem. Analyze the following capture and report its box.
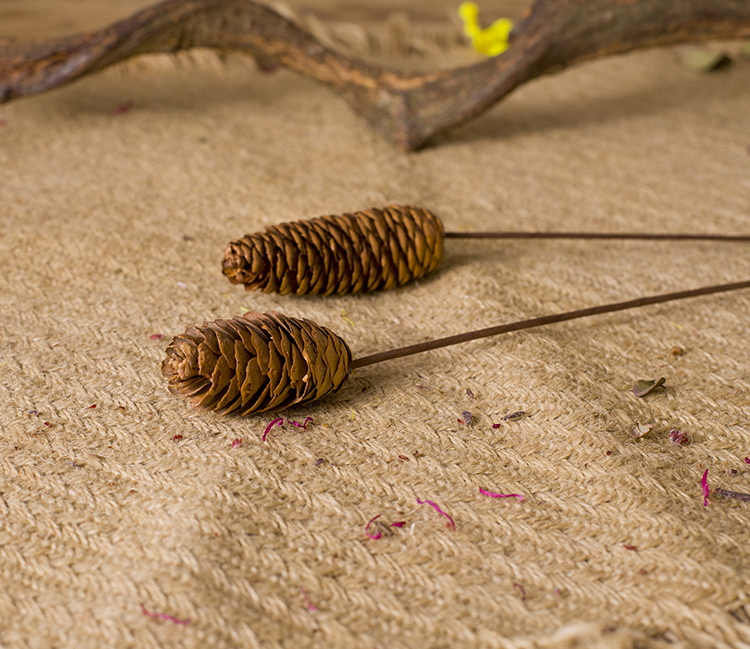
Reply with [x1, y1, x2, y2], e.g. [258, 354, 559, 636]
[351, 279, 750, 369]
[445, 232, 750, 242]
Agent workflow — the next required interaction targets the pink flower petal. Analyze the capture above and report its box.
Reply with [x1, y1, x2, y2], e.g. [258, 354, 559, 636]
[113, 101, 134, 115]
[262, 418, 284, 442]
[290, 416, 313, 431]
[480, 488, 524, 502]
[231, 438, 242, 448]
[702, 469, 709, 507]
[140, 604, 190, 626]
[299, 587, 317, 612]
[365, 514, 382, 540]
[416, 498, 455, 529]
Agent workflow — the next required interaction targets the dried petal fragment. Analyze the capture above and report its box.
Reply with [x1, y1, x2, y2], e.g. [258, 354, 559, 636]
[632, 377, 666, 397]
[702, 469, 710, 506]
[290, 416, 313, 430]
[669, 429, 690, 445]
[299, 587, 317, 612]
[140, 604, 190, 626]
[365, 514, 382, 540]
[113, 101, 134, 115]
[480, 488, 524, 502]
[416, 498, 455, 529]
[263, 418, 284, 442]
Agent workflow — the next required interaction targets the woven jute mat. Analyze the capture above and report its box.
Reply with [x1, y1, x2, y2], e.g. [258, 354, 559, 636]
[2, 2, 750, 647]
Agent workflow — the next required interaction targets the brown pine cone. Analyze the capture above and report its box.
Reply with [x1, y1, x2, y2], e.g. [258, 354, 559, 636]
[222, 204, 445, 295]
[161, 311, 352, 416]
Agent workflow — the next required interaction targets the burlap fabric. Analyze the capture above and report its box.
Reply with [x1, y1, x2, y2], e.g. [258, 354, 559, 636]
[2, 1, 750, 647]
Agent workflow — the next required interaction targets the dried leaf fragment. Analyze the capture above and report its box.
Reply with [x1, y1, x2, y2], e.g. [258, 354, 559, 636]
[629, 422, 654, 439]
[680, 47, 732, 72]
[632, 377, 666, 397]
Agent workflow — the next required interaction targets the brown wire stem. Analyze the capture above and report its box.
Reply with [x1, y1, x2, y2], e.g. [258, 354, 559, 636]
[714, 488, 750, 502]
[445, 232, 750, 242]
[350, 279, 750, 369]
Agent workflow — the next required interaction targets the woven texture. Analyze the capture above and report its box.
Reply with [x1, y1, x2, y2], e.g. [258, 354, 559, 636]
[2, 2, 750, 649]
[222, 204, 445, 295]
[162, 311, 351, 415]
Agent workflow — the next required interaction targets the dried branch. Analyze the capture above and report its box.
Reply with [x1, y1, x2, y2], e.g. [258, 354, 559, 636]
[2, 0, 750, 150]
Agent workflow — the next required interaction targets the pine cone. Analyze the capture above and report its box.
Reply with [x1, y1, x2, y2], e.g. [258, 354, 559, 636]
[222, 204, 445, 295]
[161, 311, 352, 416]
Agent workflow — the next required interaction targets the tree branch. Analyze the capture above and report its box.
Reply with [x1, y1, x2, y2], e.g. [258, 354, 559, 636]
[2, 0, 749, 150]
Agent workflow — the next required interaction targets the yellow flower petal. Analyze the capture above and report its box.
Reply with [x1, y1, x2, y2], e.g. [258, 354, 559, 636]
[458, 1, 512, 57]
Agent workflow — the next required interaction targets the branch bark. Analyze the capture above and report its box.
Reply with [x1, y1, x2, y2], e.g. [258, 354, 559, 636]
[2, 0, 749, 150]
